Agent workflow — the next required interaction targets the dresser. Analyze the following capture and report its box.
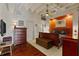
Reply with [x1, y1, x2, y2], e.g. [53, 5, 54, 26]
[14, 27, 27, 45]
[63, 38, 78, 56]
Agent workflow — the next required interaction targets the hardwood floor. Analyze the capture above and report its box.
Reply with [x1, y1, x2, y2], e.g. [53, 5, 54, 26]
[12, 43, 46, 56]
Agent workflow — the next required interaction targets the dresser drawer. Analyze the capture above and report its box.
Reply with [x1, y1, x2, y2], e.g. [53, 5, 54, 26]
[14, 27, 27, 46]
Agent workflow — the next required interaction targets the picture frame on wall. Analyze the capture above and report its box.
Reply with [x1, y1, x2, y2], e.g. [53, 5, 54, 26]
[18, 20, 24, 26]
[56, 20, 66, 27]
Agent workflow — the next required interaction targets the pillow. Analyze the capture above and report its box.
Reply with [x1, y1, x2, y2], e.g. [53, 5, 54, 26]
[60, 31, 66, 35]
[52, 30, 59, 34]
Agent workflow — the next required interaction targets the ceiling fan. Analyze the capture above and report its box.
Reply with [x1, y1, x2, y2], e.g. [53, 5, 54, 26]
[41, 4, 52, 21]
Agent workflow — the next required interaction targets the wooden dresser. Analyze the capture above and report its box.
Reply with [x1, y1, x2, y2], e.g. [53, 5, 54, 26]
[14, 27, 27, 45]
[63, 38, 78, 56]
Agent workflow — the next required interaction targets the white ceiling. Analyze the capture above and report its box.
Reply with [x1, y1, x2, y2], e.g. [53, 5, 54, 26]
[23, 3, 79, 14]
[4, 3, 79, 16]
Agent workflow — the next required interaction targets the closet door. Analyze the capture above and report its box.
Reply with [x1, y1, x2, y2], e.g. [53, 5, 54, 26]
[14, 27, 27, 45]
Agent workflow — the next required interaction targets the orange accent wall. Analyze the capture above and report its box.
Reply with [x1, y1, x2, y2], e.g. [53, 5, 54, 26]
[49, 19, 56, 32]
[65, 17, 72, 29]
[49, 15, 72, 32]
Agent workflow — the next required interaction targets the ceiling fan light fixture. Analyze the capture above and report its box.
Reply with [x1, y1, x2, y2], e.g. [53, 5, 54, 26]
[45, 4, 49, 16]
[45, 13, 49, 16]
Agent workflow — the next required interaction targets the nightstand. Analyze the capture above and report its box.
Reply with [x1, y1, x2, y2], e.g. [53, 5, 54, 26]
[0, 42, 12, 56]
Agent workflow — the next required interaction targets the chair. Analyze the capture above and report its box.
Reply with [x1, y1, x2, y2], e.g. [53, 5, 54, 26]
[0, 36, 12, 56]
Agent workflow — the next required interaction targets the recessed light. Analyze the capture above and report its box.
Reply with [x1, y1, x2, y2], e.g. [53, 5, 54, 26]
[66, 14, 72, 18]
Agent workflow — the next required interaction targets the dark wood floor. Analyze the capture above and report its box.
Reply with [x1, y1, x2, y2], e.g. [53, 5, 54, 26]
[12, 43, 46, 56]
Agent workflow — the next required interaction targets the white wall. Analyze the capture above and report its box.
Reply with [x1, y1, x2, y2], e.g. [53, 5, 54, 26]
[72, 9, 78, 39]
[0, 4, 42, 43]
[0, 4, 12, 43]
[26, 11, 42, 41]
